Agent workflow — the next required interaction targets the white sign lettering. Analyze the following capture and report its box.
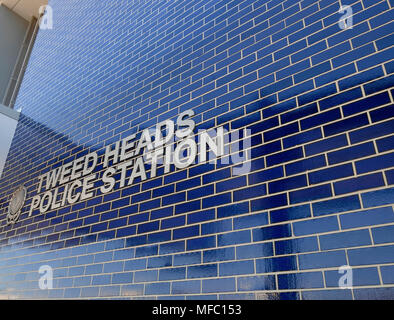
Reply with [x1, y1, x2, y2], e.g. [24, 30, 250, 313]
[28, 110, 231, 217]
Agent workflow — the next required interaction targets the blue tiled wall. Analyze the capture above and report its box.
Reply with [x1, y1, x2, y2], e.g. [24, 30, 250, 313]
[0, 0, 393, 299]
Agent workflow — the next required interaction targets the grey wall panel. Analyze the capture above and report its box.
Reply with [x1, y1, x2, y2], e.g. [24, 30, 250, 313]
[0, 5, 28, 103]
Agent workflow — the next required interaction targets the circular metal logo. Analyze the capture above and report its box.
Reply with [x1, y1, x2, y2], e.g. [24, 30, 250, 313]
[7, 186, 27, 225]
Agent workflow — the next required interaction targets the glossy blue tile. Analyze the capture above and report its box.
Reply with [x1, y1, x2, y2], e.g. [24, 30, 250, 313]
[202, 219, 232, 235]
[253, 224, 292, 241]
[285, 155, 326, 175]
[372, 225, 394, 245]
[172, 280, 201, 294]
[328, 142, 376, 165]
[312, 195, 361, 216]
[353, 287, 394, 300]
[268, 174, 307, 193]
[334, 173, 385, 195]
[134, 270, 158, 283]
[350, 119, 394, 144]
[203, 247, 235, 263]
[219, 260, 254, 276]
[270, 205, 311, 223]
[309, 164, 354, 184]
[202, 278, 236, 293]
[251, 193, 288, 211]
[237, 275, 276, 291]
[302, 289, 352, 300]
[361, 187, 394, 208]
[147, 256, 172, 269]
[289, 184, 332, 204]
[187, 236, 216, 251]
[266, 147, 303, 167]
[256, 256, 297, 273]
[218, 230, 251, 246]
[188, 264, 218, 278]
[340, 207, 394, 229]
[275, 236, 319, 255]
[325, 267, 380, 287]
[278, 272, 324, 289]
[355, 153, 394, 174]
[145, 282, 171, 295]
[159, 267, 186, 281]
[293, 216, 339, 236]
[298, 250, 347, 270]
[173, 225, 199, 240]
[342, 91, 391, 116]
[301, 108, 341, 131]
[348, 245, 394, 266]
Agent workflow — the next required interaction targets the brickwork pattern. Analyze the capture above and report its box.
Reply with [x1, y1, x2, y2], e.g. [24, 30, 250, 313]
[0, 0, 393, 299]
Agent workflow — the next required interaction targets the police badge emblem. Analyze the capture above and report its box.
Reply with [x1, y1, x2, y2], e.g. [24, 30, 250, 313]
[7, 186, 27, 225]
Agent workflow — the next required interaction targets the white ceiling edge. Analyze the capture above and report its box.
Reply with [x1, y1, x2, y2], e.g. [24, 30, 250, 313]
[0, 103, 19, 121]
[0, 0, 48, 21]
